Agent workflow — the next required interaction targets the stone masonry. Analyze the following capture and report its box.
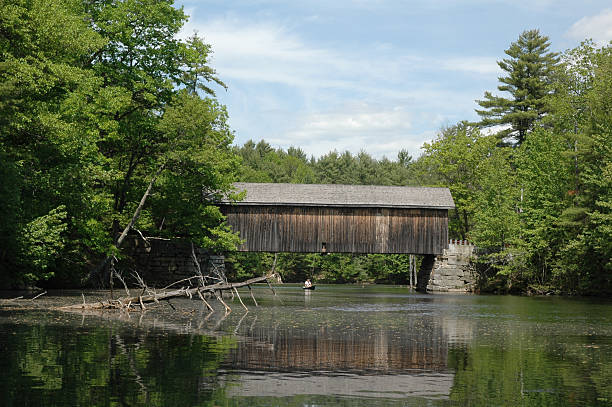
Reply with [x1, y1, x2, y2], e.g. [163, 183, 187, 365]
[426, 240, 477, 293]
[121, 237, 225, 288]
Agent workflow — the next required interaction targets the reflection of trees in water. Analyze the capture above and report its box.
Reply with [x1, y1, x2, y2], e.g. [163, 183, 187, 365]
[0, 321, 236, 406]
[225, 316, 449, 373]
[447, 326, 612, 406]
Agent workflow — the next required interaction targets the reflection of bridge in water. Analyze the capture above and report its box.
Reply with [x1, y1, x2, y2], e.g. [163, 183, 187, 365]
[221, 313, 473, 399]
[226, 323, 449, 372]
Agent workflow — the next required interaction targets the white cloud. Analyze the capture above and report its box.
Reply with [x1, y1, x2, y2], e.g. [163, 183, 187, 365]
[439, 57, 500, 75]
[180, 16, 495, 158]
[287, 105, 411, 138]
[566, 9, 612, 46]
[181, 17, 499, 89]
[265, 103, 425, 158]
[181, 18, 357, 88]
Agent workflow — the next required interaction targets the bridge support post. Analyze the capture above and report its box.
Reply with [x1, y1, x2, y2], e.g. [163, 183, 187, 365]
[416, 254, 435, 292]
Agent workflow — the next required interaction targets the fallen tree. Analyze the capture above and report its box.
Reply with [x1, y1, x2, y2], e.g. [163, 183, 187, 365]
[61, 274, 276, 312]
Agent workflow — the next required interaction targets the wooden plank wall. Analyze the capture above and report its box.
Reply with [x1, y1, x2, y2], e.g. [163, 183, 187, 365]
[221, 205, 449, 254]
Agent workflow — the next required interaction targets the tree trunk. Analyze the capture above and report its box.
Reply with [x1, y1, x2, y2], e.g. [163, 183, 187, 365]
[87, 163, 166, 286]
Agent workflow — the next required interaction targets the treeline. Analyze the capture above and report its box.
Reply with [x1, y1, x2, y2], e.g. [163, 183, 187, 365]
[236, 140, 417, 186]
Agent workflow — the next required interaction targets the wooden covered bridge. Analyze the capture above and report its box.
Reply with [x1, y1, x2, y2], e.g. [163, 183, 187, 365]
[220, 183, 455, 255]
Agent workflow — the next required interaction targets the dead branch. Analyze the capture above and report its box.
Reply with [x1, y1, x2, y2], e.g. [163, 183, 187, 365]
[115, 164, 166, 255]
[115, 272, 131, 297]
[162, 276, 202, 290]
[133, 228, 150, 246]
[0, 296, 23, 305]
[266, 278, 276, 296]
[132, 270, 155, 297]
[31, 291, 47, 300]
[191, 242, 205, 286]
[197, 289, 214, 312]
[0, 290, 46, 304]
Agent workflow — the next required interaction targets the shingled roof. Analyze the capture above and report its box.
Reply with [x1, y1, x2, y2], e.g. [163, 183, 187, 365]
[226, 183, 455, 209]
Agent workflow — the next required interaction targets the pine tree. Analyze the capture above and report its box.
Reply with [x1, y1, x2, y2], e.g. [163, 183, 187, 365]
[476, 29, 559, 145]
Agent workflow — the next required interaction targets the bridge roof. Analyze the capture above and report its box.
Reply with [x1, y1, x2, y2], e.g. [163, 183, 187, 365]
[227, 183, 455, 209]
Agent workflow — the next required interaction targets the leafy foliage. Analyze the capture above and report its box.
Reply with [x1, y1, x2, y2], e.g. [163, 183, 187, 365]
[18, 206, 68, 283]
[419, 122, 497, 239]
[0, 0, 240, 286]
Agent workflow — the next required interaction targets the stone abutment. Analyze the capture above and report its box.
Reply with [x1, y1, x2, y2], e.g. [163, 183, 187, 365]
[417, 240, 477, 293]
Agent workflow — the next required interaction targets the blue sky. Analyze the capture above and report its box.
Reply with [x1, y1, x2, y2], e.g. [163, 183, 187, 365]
[178, 1, 612, 160]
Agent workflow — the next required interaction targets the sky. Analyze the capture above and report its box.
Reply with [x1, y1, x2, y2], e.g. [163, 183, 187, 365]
[177, 0, 612, 160]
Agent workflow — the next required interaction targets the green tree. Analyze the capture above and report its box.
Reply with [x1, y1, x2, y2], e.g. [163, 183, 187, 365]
[470, 147, 522, 290]
[0, 0, 106, 285]
[314, 150, 359, 184]
[0, 0, 242, 286]
[151, 91, 241, 252]
[513, 129, 573, 289]
[84, 0, 193, 233]
[476, 29, 559, 145]
[420, 123, 497, 239]
[551, 42, 612, 294]
[235, 140, 316, 184]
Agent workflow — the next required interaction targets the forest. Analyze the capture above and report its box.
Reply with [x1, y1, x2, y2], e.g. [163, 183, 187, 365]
[1, 0, 610, 295]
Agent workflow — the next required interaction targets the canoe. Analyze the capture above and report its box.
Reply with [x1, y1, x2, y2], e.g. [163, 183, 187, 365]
[302, 285, 316, 290]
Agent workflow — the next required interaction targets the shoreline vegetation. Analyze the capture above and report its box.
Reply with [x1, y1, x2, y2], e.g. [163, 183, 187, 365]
[0, 1, 610, 296]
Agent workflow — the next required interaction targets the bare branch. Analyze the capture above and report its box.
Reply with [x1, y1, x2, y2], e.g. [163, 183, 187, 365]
[31, 291, 47, 301]
[87, 163, 166, 285]
[115, 272, 131, 297]
[191, 242, 205, 286]
[248, 285, 258, 307]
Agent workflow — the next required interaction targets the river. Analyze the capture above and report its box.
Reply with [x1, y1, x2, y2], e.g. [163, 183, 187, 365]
[1, 285, 611, 406]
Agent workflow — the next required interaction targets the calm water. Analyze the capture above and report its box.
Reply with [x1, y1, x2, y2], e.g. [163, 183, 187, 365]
[1, 285, 611, 406]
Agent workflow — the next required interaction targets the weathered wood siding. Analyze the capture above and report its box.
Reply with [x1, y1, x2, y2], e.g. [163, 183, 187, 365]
[221, 205, 448, 254]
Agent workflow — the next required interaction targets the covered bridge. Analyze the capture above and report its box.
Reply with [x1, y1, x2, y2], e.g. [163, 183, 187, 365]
[220, 183, 454, 255]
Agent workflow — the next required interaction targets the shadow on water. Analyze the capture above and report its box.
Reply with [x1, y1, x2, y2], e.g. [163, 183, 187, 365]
[1, 285, 611, 406]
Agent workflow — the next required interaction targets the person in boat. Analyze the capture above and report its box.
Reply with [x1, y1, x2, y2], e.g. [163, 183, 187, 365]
[304, 279, 312, 288]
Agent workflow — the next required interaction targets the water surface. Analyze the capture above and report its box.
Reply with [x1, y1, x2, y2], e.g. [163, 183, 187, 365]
[1, 285, 610, 406]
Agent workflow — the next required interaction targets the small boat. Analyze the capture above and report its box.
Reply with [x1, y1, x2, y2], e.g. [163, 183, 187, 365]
[303, 285, 316, 290]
